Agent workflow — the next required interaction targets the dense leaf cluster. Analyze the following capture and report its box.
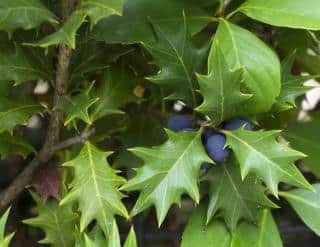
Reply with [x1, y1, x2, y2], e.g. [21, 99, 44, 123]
[1, 0, 320, 246]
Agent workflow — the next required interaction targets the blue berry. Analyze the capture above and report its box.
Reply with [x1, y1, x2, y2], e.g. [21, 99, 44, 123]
[224, 118, 253, 131]
[203, 128, 218, 142]
[205, 134, 229, 162]
[167, 115, 192, 132]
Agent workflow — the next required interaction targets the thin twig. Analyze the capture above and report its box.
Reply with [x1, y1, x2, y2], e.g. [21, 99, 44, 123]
[51, 128, 95, 152]
[0, 1, 76, 211]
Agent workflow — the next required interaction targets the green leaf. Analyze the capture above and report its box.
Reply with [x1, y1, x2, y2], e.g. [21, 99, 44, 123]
[0, 43, 52, 85]
[56, 84, 99, 126]
[224, 129, 313, 196]
[124, 227, 137, 247]
[23, 191, 78, 247]
[28, 11, 86, 49]
[0, 208, 14, 247]
[0, 133, 34, 159]
[283, 121, 320, 177]
[92, 0, 215, 44]
[91, 65, 138, 121]
[280, 184, 320, 236]
[0, 0, 58, 36]
[70, 41, 132, 81]
[196, 42, 251, 125]
[230, 210, 283, 247]
[0, 99, 42, 134]
[274, 52, 315, 111]
[79, 0, 125, 27]
[145, 13, 209, 107]
[121, 130, 211, 225]
[213, 20, 281, 114]
[275, 29, 320, 75]
[206, 161, 277, 231]
[181, 204, 231, 247]
[119, 113, 166, 148]
[238, 0, 320, 30]
[60, 142, 128, 234]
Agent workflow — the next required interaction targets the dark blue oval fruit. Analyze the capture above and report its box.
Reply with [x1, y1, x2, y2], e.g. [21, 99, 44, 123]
[167, 115, 192, 132]
[205, 134, 229, 162]
[224, 118, 253, 131]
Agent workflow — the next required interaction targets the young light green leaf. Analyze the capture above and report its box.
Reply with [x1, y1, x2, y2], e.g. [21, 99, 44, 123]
[0, 0, 58, 36]
[283, 121, 320, 177]
[27, 11, 86, 49]
[0, 43, 52, 85]
[0, 99, 42, 134]
[196, 42, 251, 125]
[280, 184, 320, 236]
[124, 226, 137, 247]
[79, 0, 125, 27]
[0, 208, 14, 247]
[224, 129, 313, 196]
[91, 65, 138, 121]
[0, 133, 35, 159]
[231, 210, 283, 247]
[92, 0, 214, 44]
[145, 13, 209, 107]
[121, 130, 212, 226]
[238, 0, 320, 30]
[181, 204, 231, 247]
[56, 84, 99, 126]
[206, 161, 277, 231]
[23, 191, 78, 247]
[213, 20, 281, 114]
[60, 142, 129, 234]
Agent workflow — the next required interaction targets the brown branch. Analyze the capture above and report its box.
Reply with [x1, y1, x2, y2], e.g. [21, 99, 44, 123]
[51, 128, 95, 153]
[0, 2, 78, 211]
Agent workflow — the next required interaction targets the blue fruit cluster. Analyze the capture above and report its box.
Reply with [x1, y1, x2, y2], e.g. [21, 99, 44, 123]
[166, 115, 253, 163]
[205, 118, 253, 162]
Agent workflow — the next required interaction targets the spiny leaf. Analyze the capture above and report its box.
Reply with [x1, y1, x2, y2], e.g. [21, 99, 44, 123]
[213, 20, 281, 114]
[0, 132, 35, 159]
[27, 11, 86, 49]
[70, 41, 132, 81]
[280, 184, 320, 236]
[83, 220, 121, 247]
[0, 43, 52, 85]
[91, 65, 139, 121]
[145, 13, 209, 107]
[238, 0, 320, 30]
[0, 99, 42, 134]
[196, 42, 251, 125]
[0, 208, 14, 247]
[124, 227, 137, 247]
[0, 0, 58, 36]
[91, 0, 214, 44]
[56, 83, 99, 126]
[224, 129, 313, 196]
[60, 142, 128, 234]
[181, 204, 231, 247]
[23, 191, 78, 247]
[121, 129, 211, 226]
[79, 0, 125, 27]
[31, 166, 62, 202]
[274, 51, 317, 111]
[206, 161, 277, 231]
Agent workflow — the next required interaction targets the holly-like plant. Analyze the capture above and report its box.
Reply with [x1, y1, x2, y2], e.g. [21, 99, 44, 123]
[1, 0, 320, 246]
